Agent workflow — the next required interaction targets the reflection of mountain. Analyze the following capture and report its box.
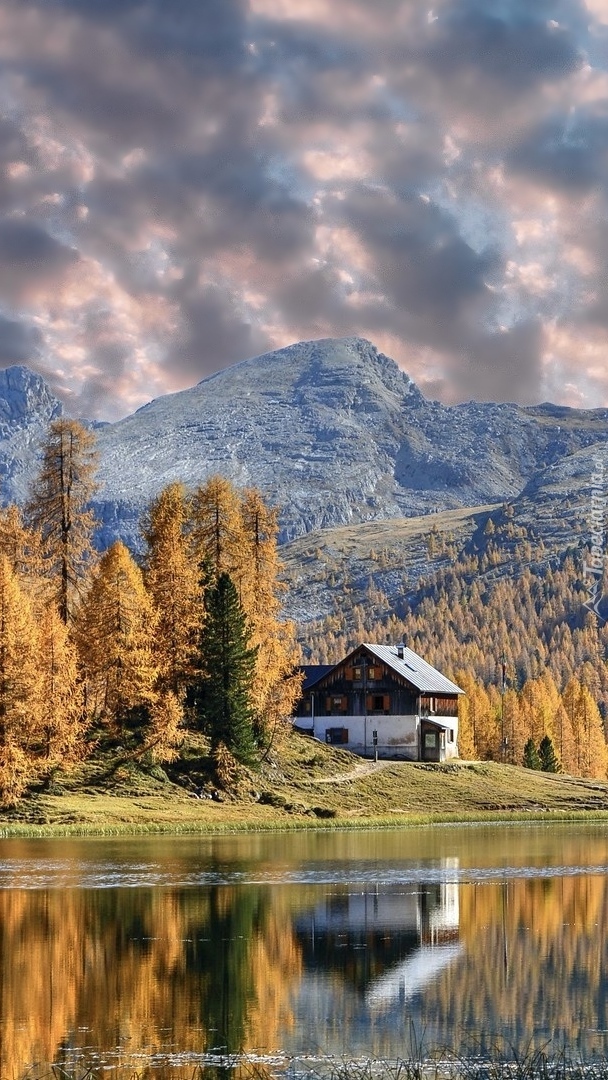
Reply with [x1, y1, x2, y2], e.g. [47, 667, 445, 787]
[294, 863, 460, 1008]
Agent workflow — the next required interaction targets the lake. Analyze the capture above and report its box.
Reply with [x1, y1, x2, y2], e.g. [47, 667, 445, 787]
[1, 822, 608, 1077]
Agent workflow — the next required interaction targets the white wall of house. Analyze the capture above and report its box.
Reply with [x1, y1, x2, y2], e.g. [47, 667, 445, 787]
[310, 713, 459, 760]
[314, 713, 418, 759]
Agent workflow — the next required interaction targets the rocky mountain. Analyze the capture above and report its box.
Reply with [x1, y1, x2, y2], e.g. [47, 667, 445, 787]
[0, 365, 63, 505]
[0, 337, 606, 563]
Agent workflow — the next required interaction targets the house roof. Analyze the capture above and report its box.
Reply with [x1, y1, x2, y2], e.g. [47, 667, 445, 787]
[361, 644, 464, 696]
[301, 664, 334, 691]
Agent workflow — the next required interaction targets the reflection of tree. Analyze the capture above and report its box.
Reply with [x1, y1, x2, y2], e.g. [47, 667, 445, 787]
[189, 886, 266, 1053]
[0, 884, 303, 1078]
[413, 873, 608, 1056]
[6, 863, 608, 1074]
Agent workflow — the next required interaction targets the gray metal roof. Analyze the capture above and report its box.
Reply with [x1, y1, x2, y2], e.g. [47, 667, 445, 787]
[361, 643, 464, 696]
[301, 664, 334, 690]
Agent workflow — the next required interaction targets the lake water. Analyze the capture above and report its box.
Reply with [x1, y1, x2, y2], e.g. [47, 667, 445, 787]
[1, 823, 608, 1077]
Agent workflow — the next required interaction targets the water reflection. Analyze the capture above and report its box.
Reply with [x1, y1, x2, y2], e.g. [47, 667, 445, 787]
[0, 828, 606, 1075]
[295, 868, 460, 1010]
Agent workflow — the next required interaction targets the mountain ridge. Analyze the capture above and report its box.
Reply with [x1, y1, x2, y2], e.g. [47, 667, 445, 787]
[0, 337, 606, 554]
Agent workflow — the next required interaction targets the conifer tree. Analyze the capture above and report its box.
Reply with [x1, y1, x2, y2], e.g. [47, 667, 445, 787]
[142, 483, 201, 698]
[195, 572, 258, 768]
[75, 542, 158, 735]
[538, 734, 560, 773]
[240, 488, 302, 749]
[0, 505, 42, 592]
[0, 556, 42, 804]
[27, 419, 98, 623]
[37, 604, 85, 769]
[191, 476, 244, 583]
[523, 738, 541, 770]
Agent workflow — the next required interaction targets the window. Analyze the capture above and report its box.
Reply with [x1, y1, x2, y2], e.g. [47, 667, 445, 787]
[325, 695, 347, 714]
[353, 665, 362, 680]
[326, 727, 349, 745]
[367, 694, 391, 713]
[447, 730, 454, 743]
[425, 732, 437, 749]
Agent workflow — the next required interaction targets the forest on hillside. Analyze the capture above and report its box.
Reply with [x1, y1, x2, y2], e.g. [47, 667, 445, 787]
[2, 416, 608, 800]
[0, 419, 301, 806]
[300, 540, 608, 777]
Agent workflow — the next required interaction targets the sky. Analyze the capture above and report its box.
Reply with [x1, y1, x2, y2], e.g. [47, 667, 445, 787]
[0, 0, 607, 419]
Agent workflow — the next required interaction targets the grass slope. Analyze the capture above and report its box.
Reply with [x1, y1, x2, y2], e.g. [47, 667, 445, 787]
[1, 734, 607, 836]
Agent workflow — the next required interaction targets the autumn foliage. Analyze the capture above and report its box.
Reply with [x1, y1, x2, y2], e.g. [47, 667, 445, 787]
[2, 416, 608, 802]
[0, 421, 302, 803]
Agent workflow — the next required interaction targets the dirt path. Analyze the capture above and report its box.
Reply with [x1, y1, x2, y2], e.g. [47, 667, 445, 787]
[310, 758, 392, 784]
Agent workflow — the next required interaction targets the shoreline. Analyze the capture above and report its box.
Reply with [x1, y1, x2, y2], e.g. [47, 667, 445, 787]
[1, 804, 608, 840]
[1, 741, 608, 839]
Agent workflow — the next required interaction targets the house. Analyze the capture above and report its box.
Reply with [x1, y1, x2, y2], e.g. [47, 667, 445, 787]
[294, 642, 464, 761]
[294, 864, 461, 1010]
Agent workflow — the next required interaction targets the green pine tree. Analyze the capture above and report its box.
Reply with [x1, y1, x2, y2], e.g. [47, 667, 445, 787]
[538, 733, 561, 773]
[195, 572, 258, 769]
[523, 737, 541, 770]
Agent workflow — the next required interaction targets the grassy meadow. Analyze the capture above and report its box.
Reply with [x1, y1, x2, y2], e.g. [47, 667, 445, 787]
[1, 732, 608, 836]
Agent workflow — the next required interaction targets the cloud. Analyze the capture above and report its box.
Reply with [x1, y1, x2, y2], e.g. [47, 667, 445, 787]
[339, 185, 499, 340]
[453, 320, 544, 404]
[0, 316, 41, 364]
[0, 0, 603, 417]
[508, 109, 608, 193]
[164, 280, 270, 384]
[423, 3, 582, 92]
[0, 219, 77, 301]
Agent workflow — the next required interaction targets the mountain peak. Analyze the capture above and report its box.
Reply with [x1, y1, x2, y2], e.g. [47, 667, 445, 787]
[0, 365, 62, 427]
[198, 336, 420, 399]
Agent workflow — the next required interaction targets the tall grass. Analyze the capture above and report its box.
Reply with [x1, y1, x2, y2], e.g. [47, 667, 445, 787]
[2, 805, 608, 839]
[44, 1044, 608, 1080]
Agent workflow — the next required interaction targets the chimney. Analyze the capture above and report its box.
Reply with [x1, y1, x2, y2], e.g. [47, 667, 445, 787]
[396, 643, 405, 660]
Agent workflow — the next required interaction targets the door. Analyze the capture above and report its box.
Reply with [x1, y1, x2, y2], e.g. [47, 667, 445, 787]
[421, 721, 441, 762]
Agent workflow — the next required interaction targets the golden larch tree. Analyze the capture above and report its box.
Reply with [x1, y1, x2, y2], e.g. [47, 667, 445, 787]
[562, 676, 608, 779]
[191, 475, 245, 584]
[520, 676, 559, 747]
[75, 542, 158, 735]
[552, 701, 576, 774]
[38, 603, 86, 768]
[0, 504, 43, 593]
[142, 482, 200, 698]
[0, 556, 43, 804]
[145, 690, 184, 763]
[239, 488, 302, 749]
[27, 419, 98, 623]
[503, 687, 528, 765]
[453, 670, 495, 760]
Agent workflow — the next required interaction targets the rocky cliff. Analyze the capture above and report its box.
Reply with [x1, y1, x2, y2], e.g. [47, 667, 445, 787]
[0, 338, 606, 554]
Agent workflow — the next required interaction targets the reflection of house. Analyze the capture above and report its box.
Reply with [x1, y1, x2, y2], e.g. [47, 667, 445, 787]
[295, 643, 464, 761]
[294, 862, 461, 1010]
